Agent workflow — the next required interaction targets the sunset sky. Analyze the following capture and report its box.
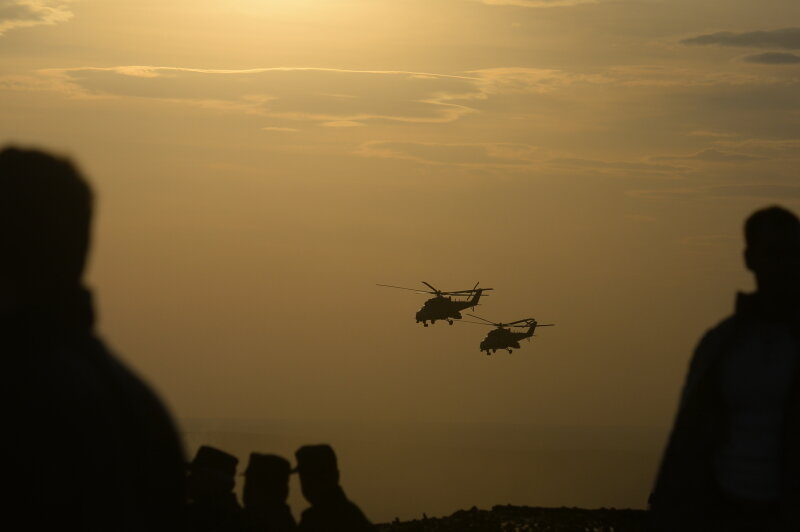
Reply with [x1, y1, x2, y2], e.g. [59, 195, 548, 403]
[3, 0, 800, 437]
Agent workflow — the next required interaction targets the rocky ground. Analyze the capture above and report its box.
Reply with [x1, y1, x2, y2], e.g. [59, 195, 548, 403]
[377, 505, 649, 532]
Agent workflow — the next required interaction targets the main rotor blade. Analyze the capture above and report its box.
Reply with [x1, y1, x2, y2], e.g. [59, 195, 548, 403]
[445, 288, 494, 294]
[507, 318, 535, 326]
[537, 324, 556, 327]
[421, 281, 440, 293]
[465, 313, 499, 325]
[376, 284, 434, 294]
[457, 320, 494, 326]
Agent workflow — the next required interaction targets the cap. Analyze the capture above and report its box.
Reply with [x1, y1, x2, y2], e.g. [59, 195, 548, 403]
[293, 444, 339, 476]
[187, 445, 239, 482]
[245, 453, 291, 479]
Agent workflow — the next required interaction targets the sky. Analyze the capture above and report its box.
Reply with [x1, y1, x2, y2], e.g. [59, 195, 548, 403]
[2, 0, 800, 444]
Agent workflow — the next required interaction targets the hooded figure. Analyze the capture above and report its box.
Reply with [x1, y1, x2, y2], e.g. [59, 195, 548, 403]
[242, 453, 297, 532]
[186, 445, 244, 532]
[294, 445, 373, 532]
[4, 147, 186, 531]
[649, 206, 800, 532]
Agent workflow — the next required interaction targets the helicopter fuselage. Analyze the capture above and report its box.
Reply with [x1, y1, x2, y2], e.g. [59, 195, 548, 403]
[415, 290, 485, 326]
[480, 323, 538, 354]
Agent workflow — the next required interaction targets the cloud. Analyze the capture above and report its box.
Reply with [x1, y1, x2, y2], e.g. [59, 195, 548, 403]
[688, 130, 738, 138]
[712, 138, 800, 159]
[477, 0, 599, 7]
[262, 126, 298, 133]
[21, 65, 628, 130]
[0, 0, 73, 36]
[357, 141, 542, 166]
[707, 184, 800, 199]
[322, 121, 365, 128]
[628, 183, 800, 202]
[358, 141, 685, 177]
[548, 157, 680, 176]
[471, 67, 609, 93]
[607, 65, 779, 87]
[682, 28, 800, 50]
[33, 66, 483, 126]
[742, 52, 800, 65]
[652, 148, 763, 163]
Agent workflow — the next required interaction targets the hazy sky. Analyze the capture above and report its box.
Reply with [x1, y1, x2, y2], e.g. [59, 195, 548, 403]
[2, 0, 799, 429]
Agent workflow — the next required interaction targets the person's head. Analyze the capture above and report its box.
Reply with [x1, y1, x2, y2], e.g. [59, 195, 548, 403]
[294, 444, 340, 505]
[744, 206, 800, 298]
[186, 446, 239, 502]
[242, 453, 291, 508]
[0, 146, 92, 309]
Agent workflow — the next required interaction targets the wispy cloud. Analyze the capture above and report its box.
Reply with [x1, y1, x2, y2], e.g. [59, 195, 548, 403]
[607, 65, 780, 87]
[262, 126, 298, 133]
[0, 0, 73, 36]
[358, 141, 685, 178]
[712, 138, 800, 158]
[477, 0, 599, 7]
[322, 121, 365, 128]
[357, 140, 543, 167]
[31, 66, 483, 126]
[742, 52, 800, 65]
[548, 157, 681, 177]
[652, 148, 763, 163]
[688, 130, 738, 138]
[628, 183, 800, 202]
[682, 28, 800, 50]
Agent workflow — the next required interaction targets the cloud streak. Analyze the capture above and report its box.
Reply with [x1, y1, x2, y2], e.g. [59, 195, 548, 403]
[682, 28, 800, 50]
[33, 66, 484, 125]
[358, 141, 683, 177]
[478, 0, 599, 7]
[357, 141, 543, 167]
[742, 52, 800, 65]
[652, 148, 763, 163]
[0, 0, 73, 36]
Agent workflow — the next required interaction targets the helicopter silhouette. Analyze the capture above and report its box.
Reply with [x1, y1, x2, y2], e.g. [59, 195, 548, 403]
[377, 282, 493, 326]
[462, 314, 555, 355]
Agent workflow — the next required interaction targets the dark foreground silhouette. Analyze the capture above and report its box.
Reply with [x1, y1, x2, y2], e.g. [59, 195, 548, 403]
[243, 453, 297, 532]
[185, 444, 372, 532]
[10, 144, 795, 531]
[187, 445, 244, 531]
[376, 505, 648, 532]
[295, 444, 374, 532]
[650, 206, 800, 532]
[4, 146, 186, 529]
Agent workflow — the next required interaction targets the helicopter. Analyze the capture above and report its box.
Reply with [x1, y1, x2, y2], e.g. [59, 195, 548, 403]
[377, 281, 493, 326]
[462, 314, 555, 355]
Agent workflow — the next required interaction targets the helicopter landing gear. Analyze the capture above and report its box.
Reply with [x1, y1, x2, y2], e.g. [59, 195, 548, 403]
[423, 322, 429, 327]
[492, 349, 497, 353]
[485, 351, 491, 356]
[507, 348, 513, 354]
[447, 319, 453, 325]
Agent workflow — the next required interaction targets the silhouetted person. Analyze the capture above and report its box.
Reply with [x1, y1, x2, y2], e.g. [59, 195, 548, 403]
[242, 453, 297, 532]
[294, 445, 373, 532]
[187, 446, 244, 532]
[649, 206, 800, 532]
[4, 146, 186, 530]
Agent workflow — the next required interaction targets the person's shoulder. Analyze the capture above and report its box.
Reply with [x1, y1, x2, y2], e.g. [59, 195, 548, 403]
[82, 336, 168, 407]
[695, 292, 756, 350]
[339, 499, 373, 529]
[698, 315, 738, 348]
[684, 313, 740, 380]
